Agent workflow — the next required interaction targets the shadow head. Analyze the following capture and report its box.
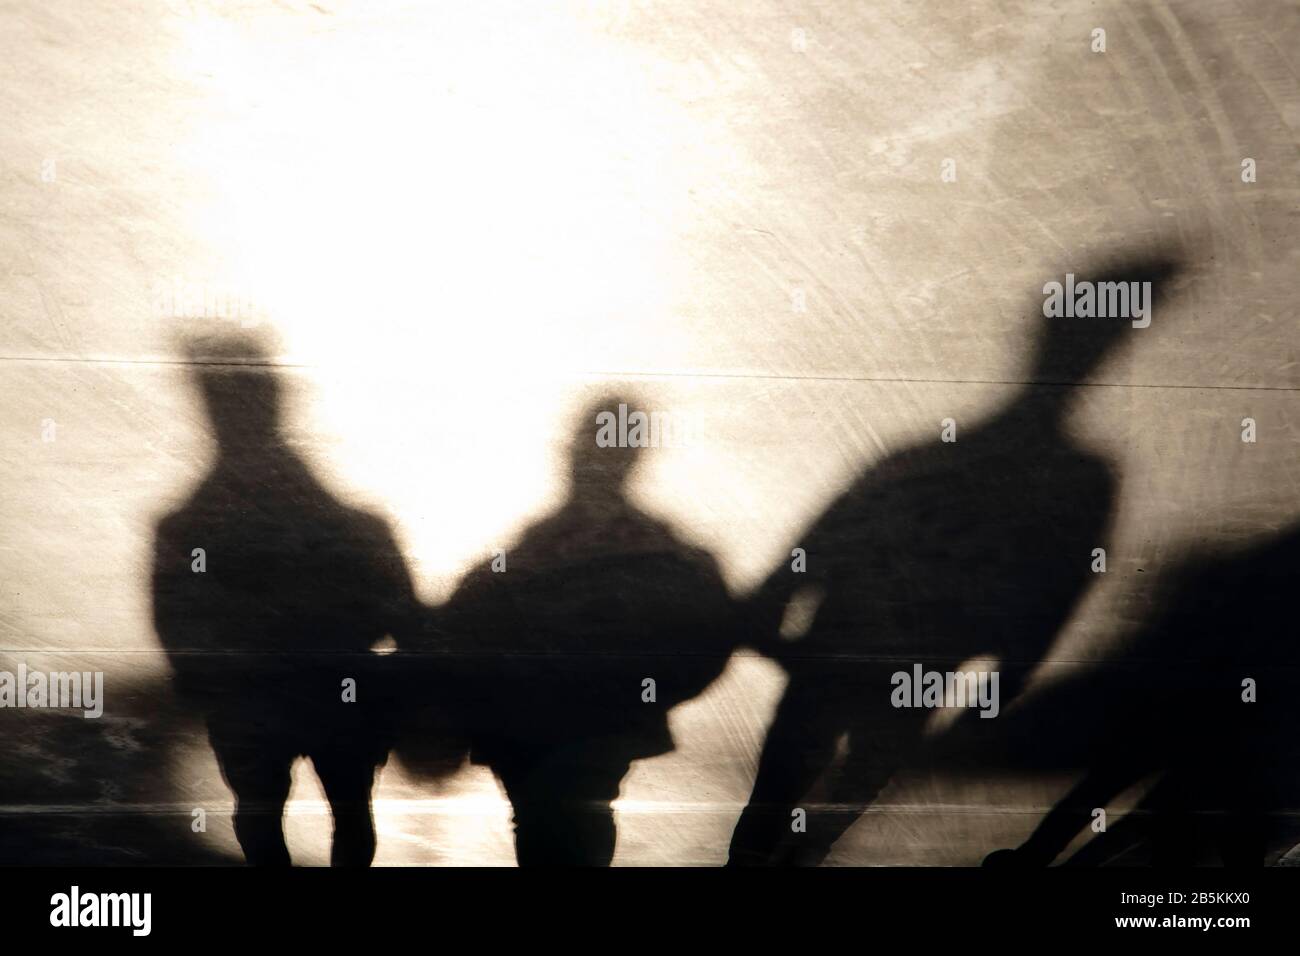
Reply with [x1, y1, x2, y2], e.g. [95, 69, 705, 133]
[567, 391, 648, 497]
[1031, 252, 1185, 383]
[179, 331, 284, 447]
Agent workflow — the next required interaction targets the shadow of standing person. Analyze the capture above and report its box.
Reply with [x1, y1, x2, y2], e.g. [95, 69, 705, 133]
[152, 334, 418, 866]
[729, 253, 1183, 866]
[429, 393, 742, 865]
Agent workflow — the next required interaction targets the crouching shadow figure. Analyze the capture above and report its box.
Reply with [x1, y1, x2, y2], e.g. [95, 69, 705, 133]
[431, 394, 742, 865]
[729, 253, 1183, 866]
[153, 335, 417, 866]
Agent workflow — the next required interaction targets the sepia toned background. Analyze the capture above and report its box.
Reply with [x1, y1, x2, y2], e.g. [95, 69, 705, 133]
[0, 0, 1296, 864]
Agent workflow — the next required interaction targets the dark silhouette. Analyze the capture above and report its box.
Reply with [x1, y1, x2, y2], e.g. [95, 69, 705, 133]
[729, 255, 1183, 865]
[0, 664, 240, 865]
[421, 394, 743, 865]
[152, 335, 417, 866]
[984, 520, 1300, 867]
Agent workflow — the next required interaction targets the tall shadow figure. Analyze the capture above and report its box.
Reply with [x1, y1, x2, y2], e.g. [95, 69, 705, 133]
[427, 393, 742, 865]
[729, 254, 1183, 866]
[984, 519, 1300, 868]
[152, 335, 418, 866]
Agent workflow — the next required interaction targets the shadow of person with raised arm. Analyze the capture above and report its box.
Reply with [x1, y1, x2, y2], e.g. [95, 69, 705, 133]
[984, 519, 1300, 868]
[729, 252, 1184, 866]
[152, 333, 418, 866]
[424, 393, 742, 865]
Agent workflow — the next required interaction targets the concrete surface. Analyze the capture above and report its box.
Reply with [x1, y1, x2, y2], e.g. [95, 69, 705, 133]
[0, 0, 1297, 865]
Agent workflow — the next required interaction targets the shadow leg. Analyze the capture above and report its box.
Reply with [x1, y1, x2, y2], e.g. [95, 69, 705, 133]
[312, 750, 379, 867]
[728, 678, 841, 866]
[495, 749, 624, 867]
[210, 722, 293, 867]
